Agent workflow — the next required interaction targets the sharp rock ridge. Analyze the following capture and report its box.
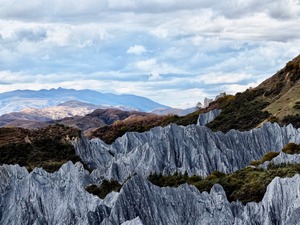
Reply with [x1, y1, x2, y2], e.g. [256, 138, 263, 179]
[0, 162, 106, 225]
[101, 174, 300, 225]
[73, 122, 300, 182]
[2, 164, 300, 225]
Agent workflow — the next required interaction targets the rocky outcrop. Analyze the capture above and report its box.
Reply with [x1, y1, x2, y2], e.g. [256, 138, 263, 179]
[197, 109, 222, 126]
[74, 122, 300, 182]
[1, 162, 300, 224]
[260, 152, 300, 169]
[0, 162, 101, 225]
[102, 175, 300, 225]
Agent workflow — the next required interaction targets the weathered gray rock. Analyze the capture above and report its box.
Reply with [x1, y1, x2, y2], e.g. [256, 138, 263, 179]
[74, 123, 300, 182]
[101, 176, 235, 225]
[197, 109, 222, 126]
[1, 161, 300, 224]
[3, 121, 300, 224]
[121, 217, 144, 225]
[0, 162, 102, 225]
[260, 152, 300, 169]
[100, 174, 300, 225]
[238, 174, 300, 225]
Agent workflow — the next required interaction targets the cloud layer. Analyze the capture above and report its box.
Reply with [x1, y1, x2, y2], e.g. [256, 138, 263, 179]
[0, 0, 300, 108]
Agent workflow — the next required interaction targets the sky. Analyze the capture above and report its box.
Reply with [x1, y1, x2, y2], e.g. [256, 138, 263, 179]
[0, 0, 300, 109]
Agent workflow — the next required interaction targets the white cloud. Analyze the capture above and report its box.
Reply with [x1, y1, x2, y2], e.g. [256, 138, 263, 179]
[222, 79, 265, 94]
[149, 88, 208, 109]
[136, 58, 157, 71]
[127, 45, 147, 55]
[134, 58, 184, 75]
[149, 72, 161, 81]
[0, 0, 300, 108]
[267, 0, 300, 19]
[198, 73, 251, 85]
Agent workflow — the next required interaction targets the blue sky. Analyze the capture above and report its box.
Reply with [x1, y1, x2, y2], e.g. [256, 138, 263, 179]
[0, 0, 300, 108]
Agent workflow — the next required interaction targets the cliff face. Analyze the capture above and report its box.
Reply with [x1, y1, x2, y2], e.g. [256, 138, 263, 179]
[74, 122, 300, 182]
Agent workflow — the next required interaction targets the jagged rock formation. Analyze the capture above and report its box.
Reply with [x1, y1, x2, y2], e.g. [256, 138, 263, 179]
[260, 152, 300, 169]
[100, 175, 300, 225]
[197, 109, 222, 126]
[2, 161, 300, 225]
[74, 122, 300, 182]
[0, 162, 101, 224]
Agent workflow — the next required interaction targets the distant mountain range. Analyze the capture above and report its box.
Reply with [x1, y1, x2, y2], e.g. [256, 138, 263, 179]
[0, 88, 170, 115]
[0, 88, 199, 130]
[151, 106, 196, 116]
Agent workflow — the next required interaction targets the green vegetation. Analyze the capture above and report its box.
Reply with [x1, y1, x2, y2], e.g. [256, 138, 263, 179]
[213, 95, 235, 108]
[282, 143, 300, 154]
[293, 101, 300, 109]
[286, 61, 300, 82]
[86, 158, 300, 203]
[86, 180, 122, 199]
[264, 81, 300, 120]
[162, 110, 205, 126]
[281, 114, 300, 128]
[0, 124, 86, 172]
[148, 171, 201, 187]
[263, 58, 300, 120]
[249, 151, 279, 166]
[207, 89, 270, 132]
[264, 81, 285, 97]
[0, 138, 81, 172]
[148, 164, 300, 204]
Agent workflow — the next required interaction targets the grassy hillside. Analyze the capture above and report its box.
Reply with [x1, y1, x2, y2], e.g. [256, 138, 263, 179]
[207, 54, 300, 132]
[263, 80, 300, 119]
[0, 124, 85, 172]
[207, 89, 270, 132]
